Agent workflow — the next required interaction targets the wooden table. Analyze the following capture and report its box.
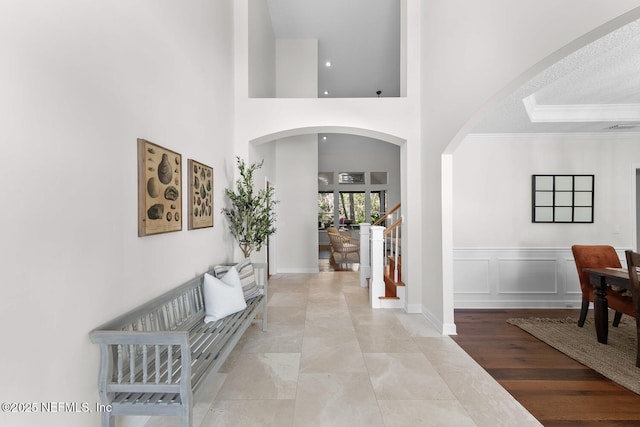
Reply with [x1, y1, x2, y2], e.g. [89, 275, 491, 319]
[583, 267, 632, 344]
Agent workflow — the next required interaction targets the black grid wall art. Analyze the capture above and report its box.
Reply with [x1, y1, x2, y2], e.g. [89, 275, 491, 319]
[532, 175, 594, 223]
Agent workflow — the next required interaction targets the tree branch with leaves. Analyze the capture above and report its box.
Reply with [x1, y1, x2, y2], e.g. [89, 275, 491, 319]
[222, 157, 278, 258]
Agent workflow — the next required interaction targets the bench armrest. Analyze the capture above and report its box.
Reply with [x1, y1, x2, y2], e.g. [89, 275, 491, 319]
[90, 330, 193, 406]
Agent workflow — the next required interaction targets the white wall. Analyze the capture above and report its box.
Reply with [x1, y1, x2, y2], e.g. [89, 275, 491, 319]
[248, 0, 275, 97]
[0, 1, 235, 426]
[275, 135, 319, 272]
[454, 134, 640, 248]
[453, 133, 640, 307]
[276, 39, 318, 98]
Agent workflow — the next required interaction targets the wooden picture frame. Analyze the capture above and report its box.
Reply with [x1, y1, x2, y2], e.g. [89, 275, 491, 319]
[137, 139, 182, 236]
[188, 159, 214, 230]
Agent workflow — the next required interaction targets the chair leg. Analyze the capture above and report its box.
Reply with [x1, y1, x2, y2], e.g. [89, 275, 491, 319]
[613, 311, 623, 327]
[578, 300, 589, 327]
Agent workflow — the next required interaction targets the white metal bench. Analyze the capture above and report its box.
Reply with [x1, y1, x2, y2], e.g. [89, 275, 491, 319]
[89, 263, 267, 427]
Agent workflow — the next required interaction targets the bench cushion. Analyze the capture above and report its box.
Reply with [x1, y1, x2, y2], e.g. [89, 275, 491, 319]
[203, 268, 246, 323]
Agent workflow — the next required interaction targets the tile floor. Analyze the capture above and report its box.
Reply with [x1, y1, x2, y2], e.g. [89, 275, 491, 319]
[146, 269, 542, 427]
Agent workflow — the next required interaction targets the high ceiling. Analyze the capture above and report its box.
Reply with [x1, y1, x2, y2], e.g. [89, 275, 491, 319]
[266, 1, 640, 133]
[266, 0, 401, 98]
[471, 18, 640, 134]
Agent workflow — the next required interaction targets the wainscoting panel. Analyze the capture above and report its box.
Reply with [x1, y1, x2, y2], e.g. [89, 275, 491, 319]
[452, 258, 490, 294]
[564, 256, 582, 297]
[497, 258, 558, 294]
[453, 248, 627, 309]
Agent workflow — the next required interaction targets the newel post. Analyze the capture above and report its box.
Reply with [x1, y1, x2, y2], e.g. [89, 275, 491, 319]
[359, 223, 371, 288]
[370, 225, 385, 308]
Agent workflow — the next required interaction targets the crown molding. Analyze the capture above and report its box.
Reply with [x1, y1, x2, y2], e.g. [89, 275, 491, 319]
[523, 93, 640, 123]
[464, 132, 640, 142]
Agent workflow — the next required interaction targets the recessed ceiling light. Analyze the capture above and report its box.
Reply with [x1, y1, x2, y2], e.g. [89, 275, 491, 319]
[325, 61, 331, 67]
[323, 91, 329, 95]
[322, 136, 327, 141]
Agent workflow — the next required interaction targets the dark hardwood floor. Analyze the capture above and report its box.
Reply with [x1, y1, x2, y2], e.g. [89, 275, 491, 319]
[452, 309, 640, 427]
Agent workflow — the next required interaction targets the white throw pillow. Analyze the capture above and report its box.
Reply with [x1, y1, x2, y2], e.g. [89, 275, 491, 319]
[203, 267, 247, 323]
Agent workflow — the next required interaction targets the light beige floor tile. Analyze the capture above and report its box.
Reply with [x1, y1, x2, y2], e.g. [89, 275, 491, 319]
[268, 306, 307, 325]
[414, 337, 482, 374]
[203, 399, 295, 427]
[303, 318, 356, 338]
[216, 353, 300, 400]
[363, 353, 456, 400]
[378, 400, 478, 427]
[306, 304, 352, 324]
[394, 312, 442, 337]
[343, 292, 370, 308]
[307, 280, 344, 293]
[293, 373, 384, 427]
[307, 293, 348, 307]
[231, 322, 304, 354]
[268, 292, 309, 307]
[350, 309, 412, 338]
[356, 329, 420, 353]
[300, 335, 367, 373]
[268, 279, 309, 289]
[439, 369, 542, 427]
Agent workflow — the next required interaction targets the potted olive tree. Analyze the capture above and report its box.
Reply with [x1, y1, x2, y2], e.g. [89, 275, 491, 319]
[222, 157, 277, 258]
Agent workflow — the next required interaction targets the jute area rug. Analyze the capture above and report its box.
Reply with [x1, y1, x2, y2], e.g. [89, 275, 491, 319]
[507, 316, 640, 395]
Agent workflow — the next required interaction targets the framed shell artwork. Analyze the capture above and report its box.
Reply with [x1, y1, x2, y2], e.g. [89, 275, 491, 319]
[137, 138, 182, 236]
[188, 159, 214, 230]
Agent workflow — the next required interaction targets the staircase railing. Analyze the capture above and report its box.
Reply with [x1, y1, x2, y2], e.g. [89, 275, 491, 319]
[359, 204, 403, 307]
[373, 203, 401, 226]
[384, 217, 402, 283]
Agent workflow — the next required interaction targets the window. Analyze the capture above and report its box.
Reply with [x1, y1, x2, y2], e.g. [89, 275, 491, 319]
[370, 191, 387, 224]
[338, 172, 365, 184]
[532, 175, 594, 223]
[338, 192, 366, 225]
[318, 192, 334, 228]
[318, 172, 333, 185]
[370, 172, 388, 185]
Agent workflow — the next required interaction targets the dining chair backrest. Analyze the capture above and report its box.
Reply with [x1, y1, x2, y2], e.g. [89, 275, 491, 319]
[572, 245, 622, 296]
[625, 250, 640, 311]
[624, 250, 640, 367]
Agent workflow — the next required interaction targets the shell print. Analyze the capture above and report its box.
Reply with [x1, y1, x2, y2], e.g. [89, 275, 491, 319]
[147, 177, 159, 198]
[157, 153, 173, 184]
[147, 204, 164, 220]
[164, 186, 179, 201]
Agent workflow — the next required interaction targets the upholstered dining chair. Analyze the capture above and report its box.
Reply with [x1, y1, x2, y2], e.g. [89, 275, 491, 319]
[572, 245, 634, 327]
[624, 250, 640, 367]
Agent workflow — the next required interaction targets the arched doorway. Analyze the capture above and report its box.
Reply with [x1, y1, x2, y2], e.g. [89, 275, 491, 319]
[247, 127, 406, 278]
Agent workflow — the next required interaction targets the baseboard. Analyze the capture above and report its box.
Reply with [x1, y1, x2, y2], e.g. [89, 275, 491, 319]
[421, 306, 457, 336]
[405, 303, 422, 314]
[455, 300, 583, 309]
